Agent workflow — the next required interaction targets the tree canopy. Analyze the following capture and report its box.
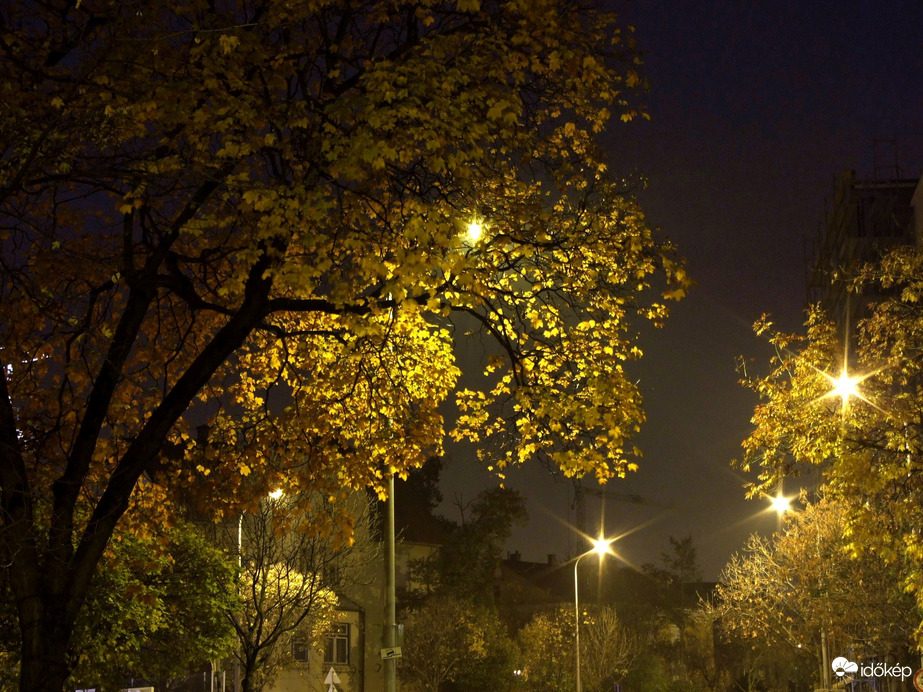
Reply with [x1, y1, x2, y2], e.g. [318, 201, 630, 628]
[231, 493, 376, 692]
[0, 1, 685, 690]
[518, 605, 638, 692]
[0, 519, 238, 692]
[399, 595, 516, 692]
[738, 246, 923, 642]
[714, 497, 917, 661]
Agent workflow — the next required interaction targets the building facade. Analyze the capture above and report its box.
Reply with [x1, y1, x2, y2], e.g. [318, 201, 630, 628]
[808, 170, 923, 332]
[266, 537, 439, 692]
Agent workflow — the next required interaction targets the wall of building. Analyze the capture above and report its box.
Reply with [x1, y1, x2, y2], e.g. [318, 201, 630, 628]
[266, 539, 439, 692]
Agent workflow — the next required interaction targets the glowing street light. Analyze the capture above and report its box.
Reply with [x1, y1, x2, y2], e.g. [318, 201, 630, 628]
[770, 492, 791, 533]
[770, 494, 791, 515]
[465, 219, 483, 245]
[236, 487, 284, 692]
[821, 364, 875, 413]
[830, 370, 860, 404]
[574, 536, 612, 692]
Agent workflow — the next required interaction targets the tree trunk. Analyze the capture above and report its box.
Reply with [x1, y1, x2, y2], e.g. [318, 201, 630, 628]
[240, 655, 260, 692]
[18, 601, 75, 692]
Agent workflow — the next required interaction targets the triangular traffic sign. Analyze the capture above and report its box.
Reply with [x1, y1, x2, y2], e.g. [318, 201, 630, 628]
[324, 667, 341, 686]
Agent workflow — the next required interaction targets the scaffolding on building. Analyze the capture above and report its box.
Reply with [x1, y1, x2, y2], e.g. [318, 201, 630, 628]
[806, 170, 918, 333]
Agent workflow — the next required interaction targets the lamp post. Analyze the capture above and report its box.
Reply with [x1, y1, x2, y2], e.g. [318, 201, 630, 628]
[574, 537, 611, 692]
[384, 473, 397, 692]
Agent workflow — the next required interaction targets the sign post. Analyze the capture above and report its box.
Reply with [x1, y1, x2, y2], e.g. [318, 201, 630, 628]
[324, 667, 341, 692]
[380, 647, 403, 660]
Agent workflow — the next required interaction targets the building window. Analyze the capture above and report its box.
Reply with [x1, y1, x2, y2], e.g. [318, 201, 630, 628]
[324, 623, 350, 665]
[292, 639, 309, 663]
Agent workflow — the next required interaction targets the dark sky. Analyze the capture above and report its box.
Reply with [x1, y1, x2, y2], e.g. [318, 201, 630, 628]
[437, 0, 923, 580]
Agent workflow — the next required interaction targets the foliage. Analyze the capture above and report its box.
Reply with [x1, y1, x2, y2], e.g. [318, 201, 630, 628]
[231, 493, 376, 692]
[675, 609, 733, 692]
[579, 606, 640, 691]
[72, 521, 239, 692]
[642, 534, 702, 616]
[398, 596, 508, 692]
[516, 607, 575, 692]
[0, 1, 685, 689]
[397, 479, 523, 690]
[0, 520, 237, 692]
[621, 650, 671, 692]
[739, 246, 923, 641]
[406, 485, 527, 606]
[713, 497, 917, 666]
[451, 617, 520, 692]
[517, 605, 637, 692]
[659, 535, 702, 585]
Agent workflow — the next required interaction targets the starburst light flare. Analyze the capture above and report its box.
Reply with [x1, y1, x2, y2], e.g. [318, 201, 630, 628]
[770, 494, 791, 515]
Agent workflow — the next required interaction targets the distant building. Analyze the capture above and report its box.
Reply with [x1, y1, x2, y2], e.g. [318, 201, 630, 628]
[808, 170, 923, 333]
[266, 502, 443, 692]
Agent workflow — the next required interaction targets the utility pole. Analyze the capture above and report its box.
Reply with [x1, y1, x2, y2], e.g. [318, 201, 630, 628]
[384, 474, 397, 692]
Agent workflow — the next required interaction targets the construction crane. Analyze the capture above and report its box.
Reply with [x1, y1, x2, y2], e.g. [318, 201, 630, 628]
[570, 481, 670, 540]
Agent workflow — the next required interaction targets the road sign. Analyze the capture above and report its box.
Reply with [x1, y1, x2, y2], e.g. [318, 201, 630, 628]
[380, 646, 403, 659]
[324, 667, 341, 686]
[912, 668, 923, 692]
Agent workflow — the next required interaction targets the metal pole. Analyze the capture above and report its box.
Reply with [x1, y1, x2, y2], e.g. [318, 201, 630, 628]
[236, 514, 242, 692]
[574, 554, 583, 692]
[384, 474, 397, 692]
[820, 630, 830, 690]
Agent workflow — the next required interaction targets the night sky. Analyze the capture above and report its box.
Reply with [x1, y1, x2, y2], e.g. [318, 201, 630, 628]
[437, 0, 923, 580]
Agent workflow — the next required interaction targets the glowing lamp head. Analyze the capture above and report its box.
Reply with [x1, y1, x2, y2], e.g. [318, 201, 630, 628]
[830, 372, 859, 402]
[591, 537, 611, 555]
[465, 220, 483, 244]
[268, 488, 284, 500]
[770, 494, 790, 515]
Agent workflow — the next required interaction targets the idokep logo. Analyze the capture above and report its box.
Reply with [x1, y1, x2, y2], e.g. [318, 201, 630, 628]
[832, 656, 914, 681]
[831, 658, 858, 677]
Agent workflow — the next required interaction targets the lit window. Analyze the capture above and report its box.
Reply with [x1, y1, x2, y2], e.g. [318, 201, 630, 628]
[324, 624, 350, 665]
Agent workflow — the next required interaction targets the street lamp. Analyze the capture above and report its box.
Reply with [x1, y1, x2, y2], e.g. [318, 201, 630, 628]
[574, 537, 611, 692]
[770, 494, 790, 515]
[770, 492, 791, 533]
[822, 365, 873, 413]
[465, 219, 483, 244]
[830, 371, 859, 402]
[235, 488, 284, 692]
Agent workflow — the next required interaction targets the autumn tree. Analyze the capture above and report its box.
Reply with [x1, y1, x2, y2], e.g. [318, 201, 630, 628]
[0, 1, 686, 690]
[395, 483, 524, 690]
[642, 535, 702, 617]
[517, 606, 577, 692]
[713, 497, 917, 682]
[399, 595, 516, 692]
[230, 492, 376, 692]
[0, 519, 238, 692]
[396, 476, 523, 690]
[402, 484, 527, 607]
[579, 606, 640, 692]
[70, 521, 239, 692]
[518, 605, 638, 692]
[739, 246, 923, 642]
